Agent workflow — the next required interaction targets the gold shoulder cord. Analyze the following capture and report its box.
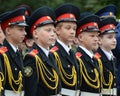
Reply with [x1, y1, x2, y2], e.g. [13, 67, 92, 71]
[97, 58, 113, 92]
[2, 53, 23, 93]
[35, 55, 58, 90]
[0, 72, 4, 92]
[53, 52, 77, 87]
[77, 57, 100, 89]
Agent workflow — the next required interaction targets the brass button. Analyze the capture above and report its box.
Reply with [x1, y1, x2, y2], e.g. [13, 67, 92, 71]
[15, 68, 17, 71]
[68, 65, 70, 68]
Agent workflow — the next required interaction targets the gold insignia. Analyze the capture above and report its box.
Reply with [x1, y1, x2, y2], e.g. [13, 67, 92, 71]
[23, 16, 25, 20]
[94, 23, 97, 26]
[47, 16, 51, 20]
[34, 26, 36, 29]
[24, 66, 33, 77]
[110, 24, 113, 28]
[8, 22, 11, 25]
[70, 14, 74, 18]
[109, 12, 113, 16]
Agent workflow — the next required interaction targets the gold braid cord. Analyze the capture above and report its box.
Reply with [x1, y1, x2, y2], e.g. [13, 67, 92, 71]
[35, 55, 58, 90]
[77, 57, 100, 89]
[0, 72, 4, 92]
[53, 52, 77, 87]
[97, 59, 113, 92]
[3, 53, 23, 93]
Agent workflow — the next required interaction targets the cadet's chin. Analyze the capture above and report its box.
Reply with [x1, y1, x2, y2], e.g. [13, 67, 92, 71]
[93, 46, 99, 52]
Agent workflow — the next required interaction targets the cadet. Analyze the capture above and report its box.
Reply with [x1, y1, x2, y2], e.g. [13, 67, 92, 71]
[96, 17, 117, 96]
[95, 4, 120, 95]
[17, 4, 34, 53]
[75, 14, 101, 96]
[0, 7, 27, 96]
[23, 6, 61, 96]
[50, 3, 80, 96]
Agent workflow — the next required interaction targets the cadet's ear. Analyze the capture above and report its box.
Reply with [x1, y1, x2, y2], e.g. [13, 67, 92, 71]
[98, 36, 102, 45]
[33, 29, 38, 39]
[55, 26, 61, 36]
[5, 27, 12, 35]
[77, 32, 84, 42]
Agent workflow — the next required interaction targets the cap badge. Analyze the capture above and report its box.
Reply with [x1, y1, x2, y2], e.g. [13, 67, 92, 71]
[24, 66, 33, 77]
[94, 23, 97, 26]
[109, 12, 113, 16]
[110, 24, 113, 28]
[47, 16, 51, 20]
[70, 14, 74, 18]
[23, 16, 25, 20]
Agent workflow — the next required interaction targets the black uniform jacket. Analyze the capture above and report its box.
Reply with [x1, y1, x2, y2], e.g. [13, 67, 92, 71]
[0, 45, 4, 95]
[0, 44, 3, 72]
[50, 41, 79, 90]
[0, 39, 24, 91]
[97, 47, 117, 89]
[24, 43, 61, 96]
[76, 47, 100, 93]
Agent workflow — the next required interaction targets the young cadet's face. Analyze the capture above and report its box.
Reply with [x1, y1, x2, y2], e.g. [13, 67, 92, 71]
[78, 31, 99, 51]
[34, 24, 55, 49]
[6, 25, 26, 45]
[56, 22, 77, 45]
[99, 33, 117, 52]
[0, 25, 5, 44]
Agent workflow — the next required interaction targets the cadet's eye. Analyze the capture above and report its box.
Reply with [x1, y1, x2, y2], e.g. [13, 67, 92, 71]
[65, 26, 71, 30]
[73, 27, 77, 31]
[18, 28, 25, 31]
[107, 35, 115, 39]
[45, 28, 51, 32]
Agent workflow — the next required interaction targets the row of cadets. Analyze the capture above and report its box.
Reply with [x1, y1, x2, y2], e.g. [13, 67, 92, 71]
[50, 3, 81, 96]
[76, 12, 101, 96]
[23, 6, 61, 96]
[95, 4, 118, 96]
[0, 7, 27, 96]
[96, 17, 117, 96]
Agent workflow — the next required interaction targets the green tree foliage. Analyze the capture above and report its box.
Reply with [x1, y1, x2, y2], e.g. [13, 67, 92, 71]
[0, 0, 119, 18]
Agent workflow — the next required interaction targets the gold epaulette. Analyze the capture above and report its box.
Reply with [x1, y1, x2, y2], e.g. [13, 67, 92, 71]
[0, 46, 8, 54]
[49, 46, 58, 53]
[75, 52, 82, 59]
[94, 52, 101, 59]
[29, 49, 38, 56]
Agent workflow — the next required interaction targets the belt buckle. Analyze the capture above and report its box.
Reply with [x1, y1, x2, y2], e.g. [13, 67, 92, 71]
[75, 90, 80, 96]
[19, 91, 24, 96]
[19, 91, 22, 96]
[112, 88, 117, 95]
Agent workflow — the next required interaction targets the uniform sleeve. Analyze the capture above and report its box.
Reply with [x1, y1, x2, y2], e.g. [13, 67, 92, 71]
[23, 54, 38, 96]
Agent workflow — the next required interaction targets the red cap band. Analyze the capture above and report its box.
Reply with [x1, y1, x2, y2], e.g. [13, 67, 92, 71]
[77, 22, 98, 36]
[100, 24, 115, 31]
[1, 15, 25, 30]
[56, 13, 75, 21]
[30, 16, 52, 35]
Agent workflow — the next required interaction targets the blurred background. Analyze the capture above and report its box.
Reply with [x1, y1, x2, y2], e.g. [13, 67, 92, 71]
[0, 0, 120, 18]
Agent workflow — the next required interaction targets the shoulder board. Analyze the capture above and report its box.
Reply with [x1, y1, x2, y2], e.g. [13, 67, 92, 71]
[29, 49, 38, 56]
[75, 52, 82, 58]
[0, 46, 8, 54]
[94, 52, 101, 59]
[49, 46, 58, 53]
